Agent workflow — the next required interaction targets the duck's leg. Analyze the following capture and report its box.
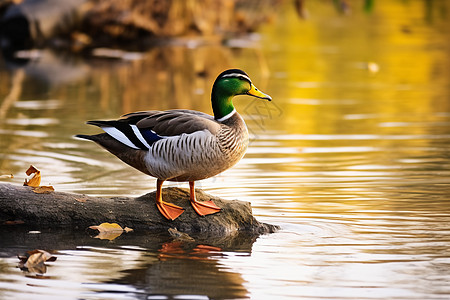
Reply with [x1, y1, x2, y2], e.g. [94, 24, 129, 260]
[189, 181, 221, 216]
[156, 179, 184, 220]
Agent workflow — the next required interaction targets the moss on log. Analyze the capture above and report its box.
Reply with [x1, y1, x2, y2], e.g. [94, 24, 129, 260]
[0, 183, 279, 235]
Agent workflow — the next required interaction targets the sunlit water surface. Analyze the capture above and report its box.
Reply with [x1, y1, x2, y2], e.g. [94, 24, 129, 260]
[1, 2, 450, 299]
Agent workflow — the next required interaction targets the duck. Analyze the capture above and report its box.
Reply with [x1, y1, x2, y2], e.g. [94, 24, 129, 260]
[76, 69, 272, 220]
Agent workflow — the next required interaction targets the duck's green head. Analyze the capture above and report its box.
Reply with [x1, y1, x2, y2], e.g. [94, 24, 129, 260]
[212, 69, 272, 121]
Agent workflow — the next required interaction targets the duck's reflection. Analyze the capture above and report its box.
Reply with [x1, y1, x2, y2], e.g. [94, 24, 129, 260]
[117, 231, 257, 299]
[137, 240, 246, 299]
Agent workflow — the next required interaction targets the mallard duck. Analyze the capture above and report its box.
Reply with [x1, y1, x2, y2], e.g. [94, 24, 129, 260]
[76, 69, 271, 220]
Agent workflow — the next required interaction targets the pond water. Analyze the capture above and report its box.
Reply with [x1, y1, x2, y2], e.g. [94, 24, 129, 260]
[1, 1, 450, 299]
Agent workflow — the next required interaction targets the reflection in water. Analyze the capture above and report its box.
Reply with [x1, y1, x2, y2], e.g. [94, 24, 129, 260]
[1, 1, 450, 299]
[0, 228, 252, 299]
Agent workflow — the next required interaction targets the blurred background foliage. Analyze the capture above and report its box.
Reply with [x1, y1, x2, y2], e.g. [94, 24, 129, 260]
[0, 0, 279, 50]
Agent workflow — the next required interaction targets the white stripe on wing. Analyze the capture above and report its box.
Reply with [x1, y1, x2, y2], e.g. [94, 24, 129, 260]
[102, 127, 139, 149]
[130, 124, 152, 149]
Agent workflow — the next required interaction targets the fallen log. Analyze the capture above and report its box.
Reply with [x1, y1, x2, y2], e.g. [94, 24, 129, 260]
[0, 183, 279, 235]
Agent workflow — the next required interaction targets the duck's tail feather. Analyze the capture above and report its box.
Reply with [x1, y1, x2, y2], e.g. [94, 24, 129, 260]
[75, 133, 151, 175]
[83, 120, 157, 150]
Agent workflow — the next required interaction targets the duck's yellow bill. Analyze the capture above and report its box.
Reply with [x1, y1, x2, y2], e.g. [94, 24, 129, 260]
[247, 84, 272, 101]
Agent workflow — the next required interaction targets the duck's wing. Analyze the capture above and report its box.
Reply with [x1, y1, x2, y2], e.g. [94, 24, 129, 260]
[86, 110, 221, 150]
[135, 110, 219, 136]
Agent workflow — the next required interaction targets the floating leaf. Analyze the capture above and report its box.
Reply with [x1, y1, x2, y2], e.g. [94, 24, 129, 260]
[17, 249, 57, 275]
[26, 250, 54, 265]
[24, 165, 41, 187]
[89, 222, 133, 240]
[32, 186, 55, 194]
[89, 222, 124, 232]
[95, 231, 122, 241]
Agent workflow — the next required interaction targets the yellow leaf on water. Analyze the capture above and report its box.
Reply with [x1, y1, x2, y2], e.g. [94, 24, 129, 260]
[89, 222, 124, 232]
[23, 165, 41, 187]
[94, 231, 123, 241]
[89, 223, 133, 240]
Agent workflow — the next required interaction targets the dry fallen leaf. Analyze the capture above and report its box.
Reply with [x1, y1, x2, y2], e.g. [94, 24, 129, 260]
[89, 222, 133, 240]
[32, 186, 55, 194]
[24, 165, 41, 187]
[26, 249, 54, 265]
[25, 165, 38, 176]
[89, 222, 124, 232]
[23, 165, 54, 193]
[18, 249, 57, 274]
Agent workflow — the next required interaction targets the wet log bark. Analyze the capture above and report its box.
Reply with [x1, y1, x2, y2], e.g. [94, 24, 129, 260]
[0, 183, 278, 235]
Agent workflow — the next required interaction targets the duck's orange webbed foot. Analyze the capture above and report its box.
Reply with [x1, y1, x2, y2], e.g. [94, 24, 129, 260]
[156, 179, 184, 221]
[190, 200, 221, 216]
[156, 201, 185, 221]
[189, 181, 221, 216]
